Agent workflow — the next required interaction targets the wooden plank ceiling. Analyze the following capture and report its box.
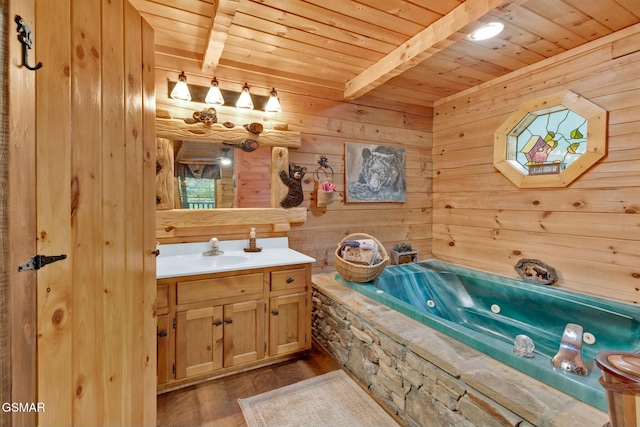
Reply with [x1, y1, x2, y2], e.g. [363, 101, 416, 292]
[129, 0, 640, 110]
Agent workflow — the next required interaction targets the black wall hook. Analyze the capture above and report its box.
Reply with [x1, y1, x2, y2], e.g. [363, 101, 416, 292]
[15, 15, 43, 71]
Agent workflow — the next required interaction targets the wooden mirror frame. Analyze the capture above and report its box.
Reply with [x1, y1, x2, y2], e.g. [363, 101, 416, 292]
[155, 118, 306, 240]
[494, 90, 607, 188]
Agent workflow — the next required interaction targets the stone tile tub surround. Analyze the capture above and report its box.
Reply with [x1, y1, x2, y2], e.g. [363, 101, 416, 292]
[312, 274, 609, 427]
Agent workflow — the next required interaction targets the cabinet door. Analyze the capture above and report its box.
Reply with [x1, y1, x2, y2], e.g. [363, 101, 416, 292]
[175, 306, 224, 379]
[157, 314, 171, 385]
[269, 292, 308, 357]
[223, 300, 266, 367]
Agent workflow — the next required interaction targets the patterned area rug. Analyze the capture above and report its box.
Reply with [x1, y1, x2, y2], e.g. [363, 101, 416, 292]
[238, 370, 401, 427]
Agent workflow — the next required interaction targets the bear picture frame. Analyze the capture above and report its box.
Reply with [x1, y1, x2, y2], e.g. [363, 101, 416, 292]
[345, 142, 406, 203]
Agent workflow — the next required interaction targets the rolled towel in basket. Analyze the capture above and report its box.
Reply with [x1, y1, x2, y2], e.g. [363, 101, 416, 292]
[357, 239, 378, 251]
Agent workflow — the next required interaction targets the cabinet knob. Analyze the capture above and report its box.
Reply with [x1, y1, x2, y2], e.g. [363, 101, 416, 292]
[224, 319, 233, 324]
[213, 320, 222, 326]
[157, 330, 168, 338]
[271, 309, 279, 316]
[286, 277, 295, 283]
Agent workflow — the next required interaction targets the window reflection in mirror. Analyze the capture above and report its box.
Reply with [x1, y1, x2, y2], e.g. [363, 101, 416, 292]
[174, 142, 235, 209]
[177, 164, 222, 209]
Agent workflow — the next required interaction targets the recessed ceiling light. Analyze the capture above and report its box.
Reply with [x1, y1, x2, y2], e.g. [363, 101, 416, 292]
[468, 22, 504, 41]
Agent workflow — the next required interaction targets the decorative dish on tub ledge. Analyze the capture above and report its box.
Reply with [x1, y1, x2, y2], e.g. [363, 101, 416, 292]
[514, 258, 558, 285]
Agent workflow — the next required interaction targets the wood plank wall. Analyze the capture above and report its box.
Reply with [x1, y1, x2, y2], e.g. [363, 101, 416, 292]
[433, 24, 640, 305]
[35, 1, 156, 425]
[155, 69, 433, 274]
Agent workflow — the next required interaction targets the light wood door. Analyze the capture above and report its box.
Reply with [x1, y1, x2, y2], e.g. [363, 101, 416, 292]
[175, 306, 224, 379]
[269, 292, 308, 356]
[223, 300, 266, 367]
[30, 3, 157, 425]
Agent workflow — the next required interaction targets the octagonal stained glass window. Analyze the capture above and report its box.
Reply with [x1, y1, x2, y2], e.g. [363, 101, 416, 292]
[508, 107, 586, 176]
[494, 90, 607, 188]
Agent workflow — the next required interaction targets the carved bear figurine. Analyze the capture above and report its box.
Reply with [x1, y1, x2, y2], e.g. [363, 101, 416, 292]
[279, 164, 307, 208]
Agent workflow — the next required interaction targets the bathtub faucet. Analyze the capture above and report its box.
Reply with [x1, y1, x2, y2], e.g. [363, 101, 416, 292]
[551, 323, 588, 376]
[203, 238, 224, 256]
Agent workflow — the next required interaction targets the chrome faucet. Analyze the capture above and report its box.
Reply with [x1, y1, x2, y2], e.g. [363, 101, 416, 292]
[202, 238, 224, 256]
[551, 323, 588, 376]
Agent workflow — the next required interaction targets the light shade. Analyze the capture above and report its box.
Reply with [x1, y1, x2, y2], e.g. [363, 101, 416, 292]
[205, 77, 225, 105]
[221, 148, 231, 166]
[235, 83, 254, 109]
[264, 87, 282, 113]
[468, 22, 504, 41]
[170, 71, 191, 101]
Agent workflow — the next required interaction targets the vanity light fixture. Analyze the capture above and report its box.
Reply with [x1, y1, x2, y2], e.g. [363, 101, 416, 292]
[204, 77, 225, 105]
[167, 75, 278, 111]
[264, 87, 282, 113]
[236, 83, 254, 109]
[468, 22, 504, 41]
[170, 71, 192, 101]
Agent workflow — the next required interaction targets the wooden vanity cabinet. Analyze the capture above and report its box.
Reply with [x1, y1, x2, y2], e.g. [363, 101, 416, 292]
[157, 263, 311, 391]
[174, 272, 266, 381]
[269, 268, 311, 357]
[156, 283, 173, 386]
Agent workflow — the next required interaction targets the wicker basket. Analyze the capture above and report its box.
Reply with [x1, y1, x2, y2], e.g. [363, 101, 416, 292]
[334, 233, 389, 282]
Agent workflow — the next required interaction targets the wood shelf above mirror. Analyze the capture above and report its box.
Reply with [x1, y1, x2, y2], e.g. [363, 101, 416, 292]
[155, 118, 301, 148]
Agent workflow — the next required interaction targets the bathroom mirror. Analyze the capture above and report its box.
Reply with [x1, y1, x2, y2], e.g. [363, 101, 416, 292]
[158, 139, 274, 210]
[155, 118, 306, 240]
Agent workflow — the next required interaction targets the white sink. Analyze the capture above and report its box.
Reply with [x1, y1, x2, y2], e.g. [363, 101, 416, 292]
[161, 254, 249, 270]
[156, 254, 249, 278]
[187, 255, 249, 268]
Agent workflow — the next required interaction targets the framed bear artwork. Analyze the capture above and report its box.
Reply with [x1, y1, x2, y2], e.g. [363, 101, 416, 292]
[345, 142, 406, 203]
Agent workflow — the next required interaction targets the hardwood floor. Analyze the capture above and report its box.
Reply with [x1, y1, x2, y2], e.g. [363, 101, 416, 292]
[156, 345, 342, 427]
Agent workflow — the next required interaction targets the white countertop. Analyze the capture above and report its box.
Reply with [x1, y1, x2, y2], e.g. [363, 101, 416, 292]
[156, 237, 316, 279]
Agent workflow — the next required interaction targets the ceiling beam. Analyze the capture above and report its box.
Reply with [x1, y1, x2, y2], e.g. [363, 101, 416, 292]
[202, 0, 239, 73]
[344, 0, 527, 101]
